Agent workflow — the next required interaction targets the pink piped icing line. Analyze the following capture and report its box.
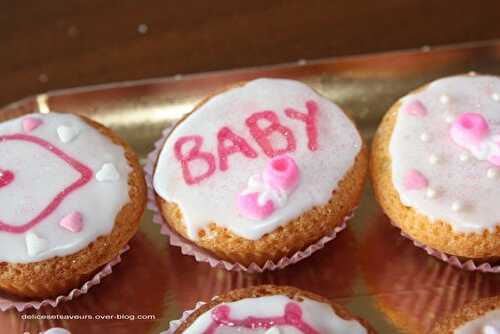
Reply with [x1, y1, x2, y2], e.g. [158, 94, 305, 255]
[0, 133, 92, 234]
[449, 112, 500, 166]
[202, 303, 319, 334]
[237, 155, 299, 220]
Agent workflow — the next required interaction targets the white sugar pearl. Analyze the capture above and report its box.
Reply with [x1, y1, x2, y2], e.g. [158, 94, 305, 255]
[459, 153, 470, 162]
[426, 188, 437, 198]
[429, 154, 439, 165]
[420, 133, 430, 142]
[492, 92, 500, 102]
[439, 94, 450, 104]
[451, 201, 463, 212]
[487, 168, 497, 179]
[445, 112, 455, 123]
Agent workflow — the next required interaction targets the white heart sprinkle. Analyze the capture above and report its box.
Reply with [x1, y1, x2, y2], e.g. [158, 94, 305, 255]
[96, 163, 120, 182]
[26, 232, 49, 256]
[265, 327, 281, 334]
[57, 125, 79, 143]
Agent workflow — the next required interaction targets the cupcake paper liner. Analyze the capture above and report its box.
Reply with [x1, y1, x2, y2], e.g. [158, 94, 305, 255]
[160, 301, 207, 334]
[0, 245, 129, 312]
[145, 126, 352, 273]
[391, 222, 500, 273]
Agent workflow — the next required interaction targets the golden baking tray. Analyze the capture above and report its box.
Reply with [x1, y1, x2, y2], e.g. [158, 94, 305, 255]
[2, 39, 500, 334]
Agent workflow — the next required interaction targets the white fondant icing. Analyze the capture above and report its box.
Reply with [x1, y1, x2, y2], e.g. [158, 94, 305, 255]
[57, 125, 79, 143]
[0, 113, 131, 263]
[390, 75, 500, 233]
[153, 78, 362, 240]
[183, 295, 368, 334]
[96, 163, 120, 182]
[454, 309, 500, 334]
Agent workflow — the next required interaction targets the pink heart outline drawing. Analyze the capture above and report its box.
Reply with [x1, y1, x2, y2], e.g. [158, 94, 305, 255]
[0, 133, 93, 234]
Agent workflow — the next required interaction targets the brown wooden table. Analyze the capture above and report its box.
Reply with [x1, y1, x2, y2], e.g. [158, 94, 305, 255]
[1, 0, 499, 107]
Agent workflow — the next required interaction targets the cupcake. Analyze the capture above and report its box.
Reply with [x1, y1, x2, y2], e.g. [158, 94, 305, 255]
[431, 296, 500, 333]
[0, 112, 146, 298]
[152, 78, 367, 267]
[360, 214, 500, 334]
[171, 285, 376, 333]
[371, 74, 500, 263]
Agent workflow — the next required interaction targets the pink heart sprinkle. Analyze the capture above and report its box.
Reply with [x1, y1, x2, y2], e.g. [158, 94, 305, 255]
[403, 100, 428, 117]
[59, 212, 83, 233]
[22, 117, 43, 133]
[0, 170, 14, 188]
[404, 169, 429, 190]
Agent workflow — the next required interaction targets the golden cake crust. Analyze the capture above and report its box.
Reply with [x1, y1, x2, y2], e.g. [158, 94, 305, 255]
[0, 113, 147, 299]
[431, 296, 500, 334]
[154, 86, 367, 266]
[174, 285, 377, 334]
[370, 90, 500, 260]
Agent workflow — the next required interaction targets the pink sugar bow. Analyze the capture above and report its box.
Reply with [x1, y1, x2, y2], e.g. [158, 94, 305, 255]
[449, 113, 500, 167]
[237, 155, 299, 220]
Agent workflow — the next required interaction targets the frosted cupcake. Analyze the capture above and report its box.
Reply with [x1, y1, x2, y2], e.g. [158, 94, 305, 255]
[0, 112, 146, 298]
[152, 78, 367, 267]
[172, 285, 376, 333]
[371, 74, 500, 263]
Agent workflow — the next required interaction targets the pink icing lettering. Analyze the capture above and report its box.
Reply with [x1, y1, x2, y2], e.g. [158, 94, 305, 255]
[0, 134, 92, 234]
[22, 116, 43, 133]
[217, 126, 258, 171]
[246, 111, 296, 158]
[404, 169, 429, 190]
[403, 100, 428, 117]
[202, 302, 320, 334]
[285, 100, 319, 151]
[174, 135, 216, 185]
[0, 170, 14, 188]
[263, 155, 299, 192]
